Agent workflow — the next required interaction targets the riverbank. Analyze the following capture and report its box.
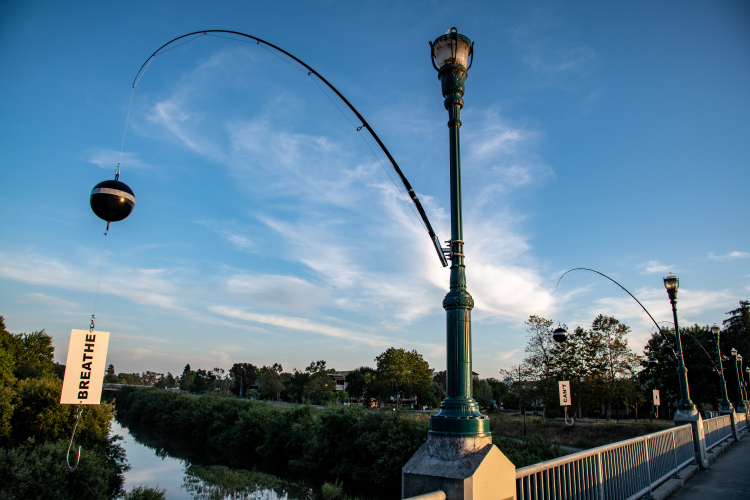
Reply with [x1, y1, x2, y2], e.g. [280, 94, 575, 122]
[490, 413, 673, 449]
[113, 388, 570, 496]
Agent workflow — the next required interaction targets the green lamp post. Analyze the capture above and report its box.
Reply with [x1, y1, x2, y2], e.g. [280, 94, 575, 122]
[428, 28, 489, 439]
[664, 272, 696, 412]
[711, 323, 733, 413]
[730, 348, 746, 412]
[739, 354, 748, 408]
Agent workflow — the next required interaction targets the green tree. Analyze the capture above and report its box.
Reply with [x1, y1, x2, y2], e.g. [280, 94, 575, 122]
[722, 300, 750, 406]
[0, 316, 129, 497]
[344, 366, 378, 401]
[521, 315, 557, 416]
[285, 369, 311, 402]
[179, 364, 196, 392]
[640, 323, 725, 413]
[375, 348, 432, 407]
[123, 485, 167, 500]
[472, 379, 492, 408]
[0, 323, 55, 380]
[587, 315, 640, 419]
[550, 326, 589, 418]
[485, 378, 509, 407]
[297, 360, 334, 404]
[104, 364, 118, 383]
[334, 390, 349, 404]
[229, 362, 258, 395]
[259, 365, 285, 400]
[499, 363, 534, 413]
[117, 373, 144, 385]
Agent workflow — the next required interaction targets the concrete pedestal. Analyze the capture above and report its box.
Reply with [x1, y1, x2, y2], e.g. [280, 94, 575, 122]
[402, 435, 516, 500]
[675, 409, 708, 469]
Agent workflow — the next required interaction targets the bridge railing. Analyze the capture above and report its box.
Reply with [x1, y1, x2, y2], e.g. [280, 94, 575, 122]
[736, 411, 748, 431]
[703, 414, 733, 452]
[515, 424, 694, 500]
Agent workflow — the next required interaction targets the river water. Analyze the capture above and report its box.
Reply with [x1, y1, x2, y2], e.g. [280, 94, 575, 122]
[114, 419, 190, 499]
[113, 419, 309, 500]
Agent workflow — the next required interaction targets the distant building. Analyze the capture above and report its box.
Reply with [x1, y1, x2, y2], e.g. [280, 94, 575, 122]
[327, 371, 351, 392]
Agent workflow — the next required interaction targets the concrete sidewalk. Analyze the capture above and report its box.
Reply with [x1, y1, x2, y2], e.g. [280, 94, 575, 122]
[669, 436, 750, 499]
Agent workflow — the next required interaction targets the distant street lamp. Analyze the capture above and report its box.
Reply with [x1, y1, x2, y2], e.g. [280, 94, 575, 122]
[711, 324, 733, 413]
[739, 355, 749, 407]
[428, 28, 490, 439]
[664, 272, 696, 414]
[730, 348, 746, 412]
[647, 357, 659, 421]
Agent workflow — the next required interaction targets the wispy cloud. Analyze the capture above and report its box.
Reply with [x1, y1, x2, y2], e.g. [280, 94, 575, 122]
[510, 12, 598, 79]
[23, 293, 78, 310]
[209, 305, 391, 347]
[464, 109, 553, 203]
[139, 49, 559, 329]
[573, 286, 739, 353]
[111, 333, 170, 344]
[0, 252, 184, 311]
[225, 273, 329, 313]
[196, 220, 253, 250]
[84, 149, 150, 171]
[638, 260, 673, 274]
[708, 251, 749, 260]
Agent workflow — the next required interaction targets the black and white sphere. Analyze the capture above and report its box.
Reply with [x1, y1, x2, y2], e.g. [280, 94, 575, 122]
[90, 179, 135, 223]
[552, 326, 568, 343]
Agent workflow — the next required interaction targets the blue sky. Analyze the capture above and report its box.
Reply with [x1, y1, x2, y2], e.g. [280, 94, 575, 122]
[1, 1, 748, 379]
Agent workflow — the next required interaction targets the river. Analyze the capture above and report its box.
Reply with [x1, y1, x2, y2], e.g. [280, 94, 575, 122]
[113, 414, 398, 500]
[113, 419, 190, 499]
[113, 418, 314, 500]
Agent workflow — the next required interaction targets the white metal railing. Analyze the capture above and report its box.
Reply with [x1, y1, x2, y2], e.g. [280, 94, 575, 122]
[515, 424, 694, 500]
[736, 411, 748, 431]
[702, 414, 733, 452]
[403, 491, 445, 500]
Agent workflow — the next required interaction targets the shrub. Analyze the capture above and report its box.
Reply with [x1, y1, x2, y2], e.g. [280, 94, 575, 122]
[322, 480, 343, 500]
[0, 439, 117, 500]
[122, 485, 167, 500]
[115, 388, 429, 486]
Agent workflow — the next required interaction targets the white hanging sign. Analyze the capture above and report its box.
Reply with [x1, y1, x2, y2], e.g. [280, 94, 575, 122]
[558, 380, 571, 406]
[653, 389, 660, 406]
[60, 329, 110, 405]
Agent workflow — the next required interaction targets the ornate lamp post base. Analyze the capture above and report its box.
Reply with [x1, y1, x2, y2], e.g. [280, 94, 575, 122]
[402, 436, 514, 500]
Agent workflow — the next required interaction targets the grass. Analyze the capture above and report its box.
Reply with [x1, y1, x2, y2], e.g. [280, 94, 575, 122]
[490, 414, 672, 449]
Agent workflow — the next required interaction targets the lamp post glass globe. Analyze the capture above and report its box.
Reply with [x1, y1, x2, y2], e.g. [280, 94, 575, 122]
[732, 348, 738, 357]
[90, 179, 135, 224]
[711, 323, 720, 335]
[431, 28, 472, 69]
[664, 272, 679, 291]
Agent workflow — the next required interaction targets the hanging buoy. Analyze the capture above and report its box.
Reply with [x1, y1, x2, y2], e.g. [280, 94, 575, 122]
[90, 179, 135, 226]
[552, 326, 568, 343]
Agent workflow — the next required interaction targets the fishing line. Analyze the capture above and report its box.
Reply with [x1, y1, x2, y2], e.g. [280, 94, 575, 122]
[357, 129, 428, 232]
[89, 230, 109, 332]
